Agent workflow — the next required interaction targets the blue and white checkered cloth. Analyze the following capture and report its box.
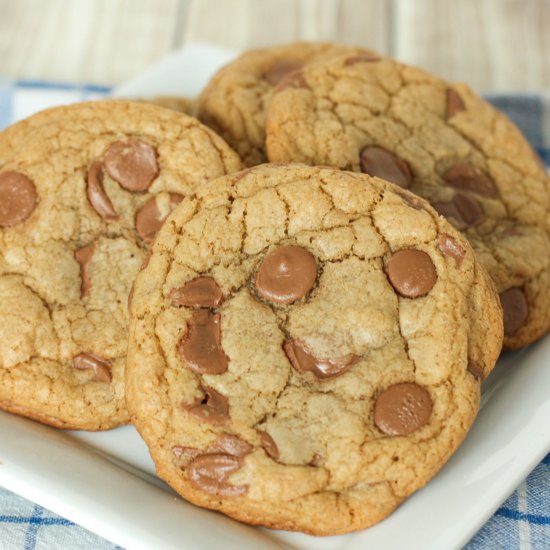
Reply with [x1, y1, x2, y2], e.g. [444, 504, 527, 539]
[0, 78, 548, 550]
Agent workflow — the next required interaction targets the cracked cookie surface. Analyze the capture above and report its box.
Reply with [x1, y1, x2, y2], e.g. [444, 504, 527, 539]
[126, 164, 502, 534]
[266, 55, 550, 349]
[197, 42, 376, 166]
[0, 101, 241, 430]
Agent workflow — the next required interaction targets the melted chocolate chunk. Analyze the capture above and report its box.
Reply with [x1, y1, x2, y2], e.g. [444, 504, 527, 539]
[500, 288, 529, 336]
[188, 454, 248, 497]
[275, 70, 309, 90]
[73, 352, 112, 382]
[179, 310, 229, 375]
[74, 241, 96, 298]
[259, 431, 280, 460]
[255, 245, 317, 304]
[86, 161, 118, 221]
[284, 340, 356, 379]
[0, 171, 37, 227]
[359, 146, 412, 189]
[453, 192, 485, 226]
[264, 60, 304, 86]
[438, 233, 466, 267]
[210, 434, 252, 457]
[135, 193, 182, 244]
[172, 445, 202, 467]
[170, 277, 223, 308]
[172, 434, 252, 468]
[446, 88, 466, 119]
[374, 382, 432, 436]
[103, 139, 159, 192]
[443, 164, 499, 198]
[386, 249, 437, 298]
[433, 193, 485, 229]
[183, 385, 230, 425]
[467, 359, 484, 380]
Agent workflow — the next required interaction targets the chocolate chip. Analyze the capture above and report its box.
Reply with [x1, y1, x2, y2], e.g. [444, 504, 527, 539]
[359, 147, 412, 189]
[433, 193, 484, 229]
[500, 288, 529, 335]
[135, 193, 182, 244]
[188, 454, 248, 497]
[74, 241, 96, 298]
[453, 192, 485, 226]
[284, 339, 356, 379]
[179, 310, 228, 375]
[446, 88, 466, 119]
[183, 385, 229, 425]
[344, 53, 381, 65]
[467, 359, 484, 380]
[0, 171, 37, 227]
[170, 276, 224, 308]
[255, 245, 317, 304]
[86, 162, 118, 221]
[263, 60, 304, 86]
[443, 164, 499, 198]
[275, 70, 309, 91]
[73, 352, 112, 382]
[386, 249, 437, 298]
[172, 435, 251, 469]
[103, 139, 159, 192]
[433, 200, 465, 229]
[172, 445, 202, 467]
[209, 434, 252, 457]
[259, 431, 279, 460]
[374, 382, 432, 436]
[438, 233, 466, 267]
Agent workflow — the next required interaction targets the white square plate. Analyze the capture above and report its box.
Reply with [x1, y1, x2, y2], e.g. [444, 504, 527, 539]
[0, 43, 549, 550]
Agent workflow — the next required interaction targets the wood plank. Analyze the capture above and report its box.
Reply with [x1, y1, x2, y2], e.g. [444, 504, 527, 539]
[0, 0, 547, 91]
[181, 0, 251, 50]
[393, 0, 550, 92]
[334, 0, 390, 54]
[180, 0, 389, 53]
[0, 0, 180, 85]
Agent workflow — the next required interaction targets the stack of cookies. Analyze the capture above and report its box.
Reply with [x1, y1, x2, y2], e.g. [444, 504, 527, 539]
[0, 42, 548, 536]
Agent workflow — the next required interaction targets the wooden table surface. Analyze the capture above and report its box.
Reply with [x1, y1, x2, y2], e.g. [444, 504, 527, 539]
[0, 0, 548, 93]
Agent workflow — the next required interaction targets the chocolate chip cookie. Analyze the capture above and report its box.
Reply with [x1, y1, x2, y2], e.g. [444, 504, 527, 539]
[0, 101, 241, 430]
[266, 55, 550, 349]
[197, 42, 377, 166]
[126, 164, 502, 534]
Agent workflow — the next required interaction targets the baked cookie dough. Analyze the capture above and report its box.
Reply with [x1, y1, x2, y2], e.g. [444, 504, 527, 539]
[0, 101, 241, 430]
[126, 164, 502, 534]
[197, 42, 377, 166]
[266, 55, 550, 349]
[129, 96, 198, 117]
